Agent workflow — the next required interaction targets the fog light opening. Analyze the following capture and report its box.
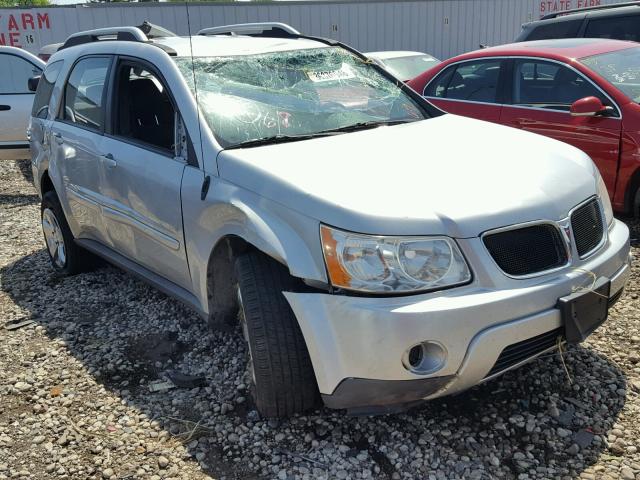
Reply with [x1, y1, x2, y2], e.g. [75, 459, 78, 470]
[402, 341, 447, 375]
[408, 345, 424, 369]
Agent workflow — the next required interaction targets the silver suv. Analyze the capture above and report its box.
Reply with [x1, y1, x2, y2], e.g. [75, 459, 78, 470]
[30, 22, 631, 417]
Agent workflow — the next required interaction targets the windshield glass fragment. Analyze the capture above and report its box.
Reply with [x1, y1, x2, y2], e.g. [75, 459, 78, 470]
[174, 47, 426, 148]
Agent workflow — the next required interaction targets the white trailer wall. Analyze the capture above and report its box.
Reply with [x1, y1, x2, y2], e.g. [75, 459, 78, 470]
[0, 0, 625, 60]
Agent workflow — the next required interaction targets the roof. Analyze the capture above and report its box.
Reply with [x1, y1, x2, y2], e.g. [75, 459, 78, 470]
[532, 3, 640, 23]
[365, 51, 430, 59]
[152, 35, 327, 57]
[0, 45, 45, 66]
[456, 38, 638, 62]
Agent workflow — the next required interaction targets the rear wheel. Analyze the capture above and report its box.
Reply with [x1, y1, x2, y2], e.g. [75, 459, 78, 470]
[41, 191, 93, 275]
[234, 251, 320, 417]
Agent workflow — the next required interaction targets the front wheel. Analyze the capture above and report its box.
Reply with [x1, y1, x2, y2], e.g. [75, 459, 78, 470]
[234, 251, 320, 417]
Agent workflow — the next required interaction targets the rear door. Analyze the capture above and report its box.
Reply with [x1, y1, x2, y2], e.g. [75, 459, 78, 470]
[99, 58, 191, 289]
[50, 55, 113, 245]
[0, 52, 42, 160]
[423, 58, 507, 123]
[500, 58, 622, 195]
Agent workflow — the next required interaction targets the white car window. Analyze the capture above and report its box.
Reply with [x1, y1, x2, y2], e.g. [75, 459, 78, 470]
[0, 53, 41, 94]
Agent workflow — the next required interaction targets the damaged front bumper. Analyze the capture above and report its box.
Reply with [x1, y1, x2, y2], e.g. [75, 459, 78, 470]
[284, 219, 631, 413]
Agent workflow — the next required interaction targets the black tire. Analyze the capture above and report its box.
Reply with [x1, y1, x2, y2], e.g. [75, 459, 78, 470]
[41, 191, 94, 275]
[235, 251, 320, 417]
[634, 187, 640, 218]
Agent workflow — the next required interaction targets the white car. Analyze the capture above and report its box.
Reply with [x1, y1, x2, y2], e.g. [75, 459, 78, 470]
[0, 46, 44, 160]
[30, 22, 631, 417]
[365, 50, 440, 81]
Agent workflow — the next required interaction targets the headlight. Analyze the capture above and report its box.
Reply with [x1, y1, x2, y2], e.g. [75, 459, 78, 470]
[596, 174, 614, 227]
[320, 225, 471, 293]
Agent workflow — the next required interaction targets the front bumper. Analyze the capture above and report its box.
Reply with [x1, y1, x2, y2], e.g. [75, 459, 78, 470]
[284, 219, 631, 411]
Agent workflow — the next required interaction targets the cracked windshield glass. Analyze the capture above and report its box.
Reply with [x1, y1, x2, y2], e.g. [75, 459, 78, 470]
[174, 47, 425, 148]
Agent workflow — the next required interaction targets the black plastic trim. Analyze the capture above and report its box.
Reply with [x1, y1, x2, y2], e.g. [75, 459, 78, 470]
[322, 375, 454, 411]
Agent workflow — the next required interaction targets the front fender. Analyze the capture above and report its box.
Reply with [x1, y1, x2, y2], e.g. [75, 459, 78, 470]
[181, 170, 328, 314]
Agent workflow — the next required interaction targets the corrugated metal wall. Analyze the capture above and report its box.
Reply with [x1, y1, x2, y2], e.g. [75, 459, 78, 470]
[0, 0, 625, 60]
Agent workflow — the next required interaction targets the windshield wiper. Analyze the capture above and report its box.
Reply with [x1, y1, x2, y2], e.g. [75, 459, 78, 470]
[226, 119, 417, 149]
[315, 119, 417, 135]
[226, 133, 331, 149]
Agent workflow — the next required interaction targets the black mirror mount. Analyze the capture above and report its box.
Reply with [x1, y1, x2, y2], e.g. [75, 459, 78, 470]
[28, 76, 40, 92]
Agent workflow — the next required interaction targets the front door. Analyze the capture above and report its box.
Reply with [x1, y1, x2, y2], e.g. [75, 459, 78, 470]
[500, 58, 622, 196]
[99, 58, 190, 288]
[423, 58, 506, 123]
[0, 52, 42, 160]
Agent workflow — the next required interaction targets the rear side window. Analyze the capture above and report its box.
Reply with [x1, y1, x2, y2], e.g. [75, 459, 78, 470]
[32, 60, 63, 119]
[426, 59, 502, 103]
[523, 20, 582, 41]
[62, 57, 111, 131]
[584, 15, 640, 42]
[0, 54, 41, 94]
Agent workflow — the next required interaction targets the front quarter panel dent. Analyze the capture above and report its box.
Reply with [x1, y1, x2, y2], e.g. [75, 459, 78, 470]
[182, 176, 328, 315]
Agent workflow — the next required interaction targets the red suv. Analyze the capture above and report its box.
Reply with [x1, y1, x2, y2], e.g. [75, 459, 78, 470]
[408, 39, 640, 215]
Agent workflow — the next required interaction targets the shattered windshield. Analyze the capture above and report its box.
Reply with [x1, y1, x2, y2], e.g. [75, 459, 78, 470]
[174, 47, 426, 148]
[581, 47, 640, 103]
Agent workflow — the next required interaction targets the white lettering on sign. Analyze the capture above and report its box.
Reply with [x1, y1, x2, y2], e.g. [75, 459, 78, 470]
[0, 12, 50, 48]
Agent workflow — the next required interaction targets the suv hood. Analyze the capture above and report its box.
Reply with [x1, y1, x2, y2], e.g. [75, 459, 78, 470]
[217, 114, 598, 238]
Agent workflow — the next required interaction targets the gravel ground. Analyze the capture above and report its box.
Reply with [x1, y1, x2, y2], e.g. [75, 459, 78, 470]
[0, 159, 639, 480]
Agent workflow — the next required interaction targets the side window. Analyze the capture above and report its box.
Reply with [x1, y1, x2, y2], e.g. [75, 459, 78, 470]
[524, 19, 582, 41]
[113, 62, 175, 153]
[425, 66, 454, 97]
[0, 54, 41, 94]
[32, 60, 64, 119]
[584, 15, 640, 43]
[512, 59, 611, 112]
[62, 57, 110, 131]
[426, 60, 502, 103]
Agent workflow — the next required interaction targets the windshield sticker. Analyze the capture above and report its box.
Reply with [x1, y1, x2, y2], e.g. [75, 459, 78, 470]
[306, 64, 355, 83]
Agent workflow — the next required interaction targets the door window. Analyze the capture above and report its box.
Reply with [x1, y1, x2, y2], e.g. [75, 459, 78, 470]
[425, 59, 502, 103]
[511, 59, 612, 112]
[113, 62, 175, 153]
[32, 60, 64, 119]
[0, 54, 41, 94]
[62, 57, 110, 131]
[584, 15, 640, 43]
[523, 19, 582, 41]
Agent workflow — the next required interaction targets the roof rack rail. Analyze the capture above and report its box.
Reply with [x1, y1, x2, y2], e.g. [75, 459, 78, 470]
[137, 21, 177, 40]
[197, 22, 300, 38]
[60, 22, 176, 50]
[540, 0, 640, 20]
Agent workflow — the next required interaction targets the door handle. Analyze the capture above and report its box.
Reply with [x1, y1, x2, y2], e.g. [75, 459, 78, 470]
[0, 105, 10, 111]
[53, 132, 63, 144]
[100, 153, 117, 169]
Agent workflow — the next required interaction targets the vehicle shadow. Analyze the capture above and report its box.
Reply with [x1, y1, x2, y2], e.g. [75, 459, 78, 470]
[0, 193, 40, 208]
[0, 248, 628, 480]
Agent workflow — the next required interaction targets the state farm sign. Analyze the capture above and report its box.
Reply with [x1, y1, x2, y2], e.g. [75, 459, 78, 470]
[0, 12, 50, 48]
[539, 0, 602, 15]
